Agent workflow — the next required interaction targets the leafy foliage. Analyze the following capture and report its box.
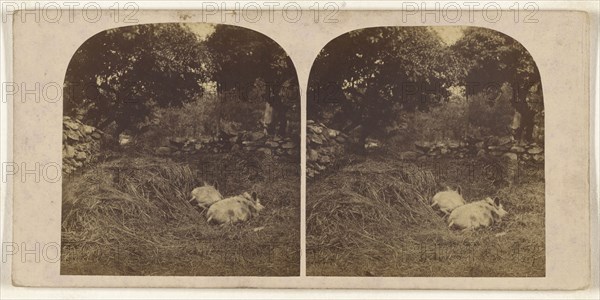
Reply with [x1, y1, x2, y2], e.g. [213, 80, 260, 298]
[409, 85, 514, 144]
[466, 87, 515, 138]
[64, 24, 301, 139]
[308, 27, 461, 145]
[204, 25, 297, 95]
[452, 27, 540, 96]
[411, 97, 468, 143]
[205, 25, 300, 136]
[156, 94, 222, 139]
[452, 27, 544, 141]
[309, 26, 543, 146]
[64, 24, 211, 135]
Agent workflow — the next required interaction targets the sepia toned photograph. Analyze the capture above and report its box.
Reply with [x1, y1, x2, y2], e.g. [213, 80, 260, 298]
[6, 8, 592, 290]
[306, 26, 545, 277]
[60, 23, 301, 276]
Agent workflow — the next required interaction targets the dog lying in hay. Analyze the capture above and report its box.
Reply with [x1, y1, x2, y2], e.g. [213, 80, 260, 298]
[189, 182, 223, 210]
[207, 192, 264, 225]
[448, 197, 508, 231]
[430, 186, 466, 216]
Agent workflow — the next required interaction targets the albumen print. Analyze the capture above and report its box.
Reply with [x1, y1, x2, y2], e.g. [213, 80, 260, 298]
[60, 23, 301, 276]
[306, 26, 545, 277]
[7, 8, 591, 289]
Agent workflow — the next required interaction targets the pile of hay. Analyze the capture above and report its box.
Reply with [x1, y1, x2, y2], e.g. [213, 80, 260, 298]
[61, 152, 300, 276]
[61, 156, 200, 265]
[307, 159, 443, 252]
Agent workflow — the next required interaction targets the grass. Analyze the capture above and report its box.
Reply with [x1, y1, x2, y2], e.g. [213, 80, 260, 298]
[307, 151, 545, 277]
[61, 150, 300, 276]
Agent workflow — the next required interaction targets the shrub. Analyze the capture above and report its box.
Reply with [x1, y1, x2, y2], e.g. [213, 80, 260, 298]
[411, 97, 469, 143]
[466, 86, 515, 138]
[406, 85, 515, 145]
[137, 90, 300, 151]
[158, 93, 222, 138]
[156, 93, 264, 139]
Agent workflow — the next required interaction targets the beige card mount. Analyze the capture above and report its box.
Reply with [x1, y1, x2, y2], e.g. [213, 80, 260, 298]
[7, 9, 591, 289]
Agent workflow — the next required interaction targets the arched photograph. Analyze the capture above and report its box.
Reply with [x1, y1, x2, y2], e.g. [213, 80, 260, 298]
[60, 23, 300, 276]
[306, 26, 545, 277]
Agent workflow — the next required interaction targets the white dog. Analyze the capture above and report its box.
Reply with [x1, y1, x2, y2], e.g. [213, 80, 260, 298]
[207, 192, 264, 225]
[431, 186, 466, 216]
[448, 197, 508, 231]
[189, 182, 223, 209]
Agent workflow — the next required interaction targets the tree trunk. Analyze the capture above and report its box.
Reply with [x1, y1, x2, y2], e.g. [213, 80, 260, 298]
[275, 105, 288, 137]
[358, 126, 368, 155]
[511, 79, 537, 143]
[264, 89, 288, 137]
[263, 101, 274, 134]
[520, 108, 535, 142]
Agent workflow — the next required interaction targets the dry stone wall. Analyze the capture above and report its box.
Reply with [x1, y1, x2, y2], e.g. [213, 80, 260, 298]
[306, 120, 348, 179]
[410, 136, 544, 163]
[155, 131, 299, 159]
[63, 117, 299, 175]
[305, 120, 544, 180]
[62, 116, 102, 174]
[63, 116, 542, 177]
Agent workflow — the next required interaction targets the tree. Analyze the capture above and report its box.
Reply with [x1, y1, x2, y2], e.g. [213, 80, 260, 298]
[63, 24, 210, 137]
[452, 27, 544, 142]
[308, 27, 459, 148]
[204, 25, 299, 137]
